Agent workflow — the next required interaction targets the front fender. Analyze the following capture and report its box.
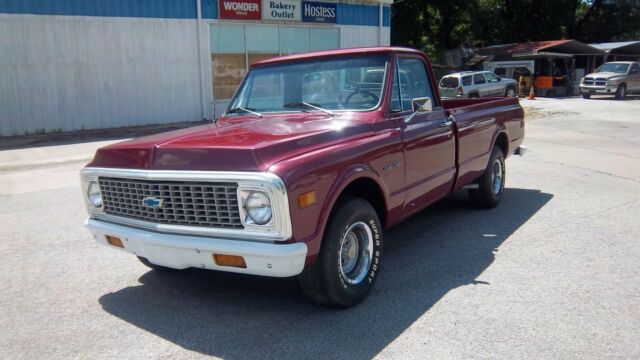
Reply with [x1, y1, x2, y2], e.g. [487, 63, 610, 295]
[306, 165, 389, 262]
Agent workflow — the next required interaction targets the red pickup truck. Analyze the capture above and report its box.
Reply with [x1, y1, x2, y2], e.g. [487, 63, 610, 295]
[81, 47, 525, 307]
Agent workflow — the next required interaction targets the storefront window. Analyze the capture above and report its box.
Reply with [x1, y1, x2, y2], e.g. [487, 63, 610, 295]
[210, 24, 246, 99]
[246, 25, 279, 65]
[310, 28, 340, 51]
[280, 27, 310, 55]
[210, 24, 340, 101]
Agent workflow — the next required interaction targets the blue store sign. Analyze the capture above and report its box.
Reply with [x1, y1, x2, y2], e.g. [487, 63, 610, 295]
[302, 1, 337, 23]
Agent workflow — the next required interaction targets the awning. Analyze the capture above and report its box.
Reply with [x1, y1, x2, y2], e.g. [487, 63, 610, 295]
[590, 41, 640, 57]
[477, 40, 604, 57]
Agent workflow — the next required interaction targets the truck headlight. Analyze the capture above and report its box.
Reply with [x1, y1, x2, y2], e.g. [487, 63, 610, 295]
[244, 191, 272, 225]
[607, 78, 620, 85]
[87, 181, 102, 208]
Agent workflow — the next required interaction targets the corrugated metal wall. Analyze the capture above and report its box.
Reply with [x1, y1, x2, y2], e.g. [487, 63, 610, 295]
[0, 14, 203, 136]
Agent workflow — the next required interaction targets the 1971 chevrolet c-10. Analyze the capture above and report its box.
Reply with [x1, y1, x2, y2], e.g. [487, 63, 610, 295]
[81, 47, 525, 307]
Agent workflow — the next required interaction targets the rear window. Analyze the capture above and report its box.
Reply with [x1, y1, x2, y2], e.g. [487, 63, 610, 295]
[440, 76, 459, 88]
[461, 75, 472, 86]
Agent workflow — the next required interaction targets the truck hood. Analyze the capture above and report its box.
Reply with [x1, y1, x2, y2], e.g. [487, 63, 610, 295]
[87, 113, 375, 172]
[585, 72, 624, 79]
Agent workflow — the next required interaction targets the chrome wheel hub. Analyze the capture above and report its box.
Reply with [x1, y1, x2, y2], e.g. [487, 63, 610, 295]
[339, 221, 373, 285]
[491, 159, 503, 194]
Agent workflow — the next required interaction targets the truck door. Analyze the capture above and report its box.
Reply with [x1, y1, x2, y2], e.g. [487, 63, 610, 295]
[394, 56, 456, 215]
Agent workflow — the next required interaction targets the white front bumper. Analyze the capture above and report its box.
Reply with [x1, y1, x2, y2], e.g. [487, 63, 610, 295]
[86, 218, 307, 277]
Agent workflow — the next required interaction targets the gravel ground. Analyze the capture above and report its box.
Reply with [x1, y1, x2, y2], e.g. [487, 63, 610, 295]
[1, 96, 639, 359]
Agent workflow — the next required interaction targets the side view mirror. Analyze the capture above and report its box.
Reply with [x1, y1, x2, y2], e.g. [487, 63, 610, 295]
[405, 97, 432, 122]
[497, 77, 502, 82]
[411, 97, 432, 113]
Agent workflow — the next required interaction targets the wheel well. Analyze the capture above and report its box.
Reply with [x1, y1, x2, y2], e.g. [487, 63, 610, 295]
[494, 132, 508, 156]
[334, 177, 387, 227]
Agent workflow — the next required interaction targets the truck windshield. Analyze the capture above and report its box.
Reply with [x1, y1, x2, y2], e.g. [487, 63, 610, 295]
[597, 63, 629, 73]
[227, 55, 388, 115]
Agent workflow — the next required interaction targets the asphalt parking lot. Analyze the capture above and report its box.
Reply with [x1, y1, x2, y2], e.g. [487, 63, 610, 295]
[1, 96, 639, 359]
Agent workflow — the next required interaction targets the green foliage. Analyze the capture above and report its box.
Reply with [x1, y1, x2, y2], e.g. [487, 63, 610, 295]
[391, 0, 640, 56]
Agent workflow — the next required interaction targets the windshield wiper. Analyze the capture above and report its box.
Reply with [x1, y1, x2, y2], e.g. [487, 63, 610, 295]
[226, 106, 262, 117]
[283, 102, 335, 116]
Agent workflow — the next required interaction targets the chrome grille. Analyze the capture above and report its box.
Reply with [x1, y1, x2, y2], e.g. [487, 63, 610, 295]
[98, 177, 243, 229]
[583, 77, 594, 85]
[595, 78, 606, 85]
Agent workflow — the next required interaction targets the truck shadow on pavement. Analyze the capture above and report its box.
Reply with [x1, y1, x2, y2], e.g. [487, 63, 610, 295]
[99, 188, 552, 359]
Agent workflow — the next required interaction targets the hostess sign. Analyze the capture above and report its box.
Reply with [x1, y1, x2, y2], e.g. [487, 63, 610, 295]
[219, 0, 261, 20]
[302, 1, 337, 23]
[262, 0, 301, 21]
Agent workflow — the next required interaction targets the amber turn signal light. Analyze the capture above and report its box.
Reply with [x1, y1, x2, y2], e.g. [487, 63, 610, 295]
[298, 191, 317, 208]
[105, 235, 124, 248]
[213, 254, 247, 268]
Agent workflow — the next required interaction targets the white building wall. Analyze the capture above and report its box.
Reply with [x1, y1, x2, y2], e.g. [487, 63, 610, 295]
[0, 14, 203, 136]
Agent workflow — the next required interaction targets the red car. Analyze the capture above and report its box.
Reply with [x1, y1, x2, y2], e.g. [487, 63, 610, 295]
[81, 47, 526, 307]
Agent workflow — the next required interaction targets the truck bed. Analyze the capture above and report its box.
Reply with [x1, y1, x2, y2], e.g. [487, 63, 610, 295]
[441, 96, 525, 191]
[442, 97, 521, 112]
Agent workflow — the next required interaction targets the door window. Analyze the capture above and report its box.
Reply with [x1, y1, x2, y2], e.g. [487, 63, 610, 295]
[630, 63, 640, 74]
[485, 72, 500, 83]
[473, 73, 486, 84]
[391, 69, 402, 112]
[397, 58, 435, 110]
[461, 75, 472, 86]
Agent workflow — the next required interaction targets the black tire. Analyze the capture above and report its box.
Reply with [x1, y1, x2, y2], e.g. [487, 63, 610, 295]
[505, 86, 517, 97]
[582, 93, 591, 99]
[615, 84, 626, 100]
[137, 256, 177, 272]
[469, 93, 480, 98]
[468, 147, 505, 208]
[298, 197, 383, 307]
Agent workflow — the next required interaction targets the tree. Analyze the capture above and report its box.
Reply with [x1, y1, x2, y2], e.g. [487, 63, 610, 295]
[390, 0, 640, 60]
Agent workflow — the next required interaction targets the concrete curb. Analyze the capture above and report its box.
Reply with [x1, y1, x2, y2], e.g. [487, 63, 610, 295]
[0, 155, 93, 172]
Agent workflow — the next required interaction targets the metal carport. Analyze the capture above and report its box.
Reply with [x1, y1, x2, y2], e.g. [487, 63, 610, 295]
[590, 41, 640, 62]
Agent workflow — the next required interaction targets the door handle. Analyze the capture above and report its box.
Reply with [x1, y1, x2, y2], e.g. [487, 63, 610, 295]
[440, 116, 454, 127]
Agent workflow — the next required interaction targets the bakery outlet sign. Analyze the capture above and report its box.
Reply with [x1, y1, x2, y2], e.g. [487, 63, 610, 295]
[263, 0, 301, 21]
[220, 0, 337, 23]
